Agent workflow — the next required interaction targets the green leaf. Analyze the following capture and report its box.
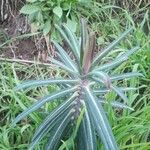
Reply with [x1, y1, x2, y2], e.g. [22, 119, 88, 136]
[30, 111, 68, 150]
[92, 27, 133, 66]
[59, 107, 85, 150]
[84, 86, 119, 150]
[53, 6, 63, 18]
[43, 20, 51, 35]
[62, 3, 70, 10]
[55, 24, 72, 45]
[98, 99, 134, 111]
[45, 111, 73, 150]
[80, 19, 88, 65]
[97, 37, 105, 45]
[91, 71, 111, 88]
[95, 56, 127, 72]
[79, 0, 92, 2]
[110, 72, 143, 81]
[82, 33, 95, 75]
[52, 41, 78, 72]
[15, 79, 79, 91]
[31, 94, 76, 142]
[94, 46, 140, 71]
[29, 99, 74, 150]
[20, 5, 40, 14]
[55, 24, 80, 64]
[67, 18, 77, 33]
[84, 110, 95, 150]
[94, 87, 137, 94]
[62, 24, 80, 61]
[77, 110, 97, 150]
[50, 57, 79, 76]
[77, 119, 88, 149]
[111, 85, 128, 103]
[58, 107, 85, 150]
[12, 87, 77, 126]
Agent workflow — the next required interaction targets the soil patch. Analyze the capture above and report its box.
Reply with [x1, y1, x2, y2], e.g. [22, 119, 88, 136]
[0, 0, 40, 60]
[0, 38, 37, 60]
[0, 14, 39, 60]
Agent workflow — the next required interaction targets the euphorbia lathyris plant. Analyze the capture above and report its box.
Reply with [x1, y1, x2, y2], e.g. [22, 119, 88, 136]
[13, 19, 141, 150]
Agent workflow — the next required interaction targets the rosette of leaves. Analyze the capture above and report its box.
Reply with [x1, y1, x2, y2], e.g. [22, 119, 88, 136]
[13, 19, 142, 150]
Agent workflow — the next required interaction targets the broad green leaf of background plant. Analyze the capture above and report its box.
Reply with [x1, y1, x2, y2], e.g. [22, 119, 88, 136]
[53, 6, 63, 18]
[20, 5, 40, 14]
[67, 18, 77, 33]
[43, 20, 51, 35]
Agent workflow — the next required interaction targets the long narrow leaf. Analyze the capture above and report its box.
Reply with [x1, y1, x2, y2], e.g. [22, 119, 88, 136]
[94, 87, 137, 94]
[84, 86, 119, 150]
[83, 33, 95, 74]
[30, 94, 76, 145]
[89, 107, 110, 150]
[55, 24, 80, 63]
[94, 46, 140, 71]
[95, 56, 127, 71]
[84, 109, 96, 150]
[58, 107, 85, 150]
[15, 79, 79, 91]
[50, 57, 79, 76]
[111, 85, 128, 102]
[62, 24, 80, 59]
[87, 112, 97, 150]
[110, 72, 143, 81]
[89, 112, 109, 150]
[31, 94, 76, 140]
[12, 87, 77, 126]
[98, 99, 134, 111]
[92, 27, 133, 66]
[77, 119, 88, 150]
[80, 19, 88, 65]
[52, 40, 78, 72]
[91, 71, 111, 88]
[45, 111, 73, 150]
[29, 108, 72, 150]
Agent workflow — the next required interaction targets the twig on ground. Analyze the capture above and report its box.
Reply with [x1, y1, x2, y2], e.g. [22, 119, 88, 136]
[0, 57, 56, 68]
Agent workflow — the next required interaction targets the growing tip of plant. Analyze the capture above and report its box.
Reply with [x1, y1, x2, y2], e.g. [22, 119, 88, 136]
[82, 31, 96, 75]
